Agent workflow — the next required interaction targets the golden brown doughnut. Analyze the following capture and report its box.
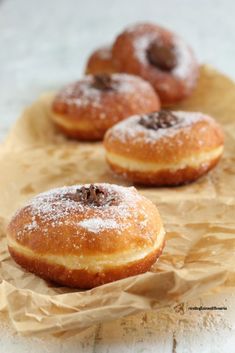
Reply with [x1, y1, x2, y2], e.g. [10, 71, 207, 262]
[85, 45, 115, 74]
[104, 110, 224, 186]
[7, 184, 165, 289]
[51, 73, 161, 140]
[112, 23, 199, 105]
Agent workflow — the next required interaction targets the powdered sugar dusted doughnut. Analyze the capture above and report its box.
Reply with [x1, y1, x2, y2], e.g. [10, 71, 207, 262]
[85, 45, 115, 74]
[51, 73, 161, 140]
[112, 23, 199, 105]
[104, 110, 224, 185]
[7, 183, 165, 288]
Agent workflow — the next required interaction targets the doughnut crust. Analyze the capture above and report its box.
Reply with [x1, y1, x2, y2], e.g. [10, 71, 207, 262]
[85, 45, 115, 74]
[7, 184, 165, 289]
[51, 73, 161, 140]
[112, 23, 199, 105]
[104, 111, 224, 186]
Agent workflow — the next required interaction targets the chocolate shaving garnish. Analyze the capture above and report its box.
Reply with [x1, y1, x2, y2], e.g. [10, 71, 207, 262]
[147, 40, 176, 71]
[92, 74, 115, 90]
[139, 110, 178, 130]
[65, 184, 116, 206]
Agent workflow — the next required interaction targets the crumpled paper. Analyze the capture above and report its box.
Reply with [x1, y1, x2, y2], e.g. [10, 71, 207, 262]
[0, 66, 234, 335]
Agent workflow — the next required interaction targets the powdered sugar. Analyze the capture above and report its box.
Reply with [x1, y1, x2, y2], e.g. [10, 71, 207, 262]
[79, 217, 120, 233]
[134, 32, 158, 65]
[56, 78, 103, 109]
[172, 37, 198, 83]
[96, 46, 112, 60]
[106, 111, 209, 146]
[24, 219, 38, 231]
[133, 30, 196, 82]
[54, 74, 153, 111]
[15, 184, 149, 239]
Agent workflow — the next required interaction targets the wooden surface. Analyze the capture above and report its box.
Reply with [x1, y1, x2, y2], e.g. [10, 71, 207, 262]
[0, 291, 235, 353]
[0, 0, 235, 351]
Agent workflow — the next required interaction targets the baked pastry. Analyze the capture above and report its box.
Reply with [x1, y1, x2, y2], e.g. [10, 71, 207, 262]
[85, 45, 115, 74]
[112, 23, 199, 105]
[7, 183, 165, 289]
[104, 110, 224, 186]
[51, 73, 160, 140]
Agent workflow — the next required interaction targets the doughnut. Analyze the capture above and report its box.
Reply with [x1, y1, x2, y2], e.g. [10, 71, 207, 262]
[85, 45, 115, 74]
[7, 184, 165, 289]
[104, 110, 224, 186]
[112, 23, 199, 105]
[51, 73, 161, 140]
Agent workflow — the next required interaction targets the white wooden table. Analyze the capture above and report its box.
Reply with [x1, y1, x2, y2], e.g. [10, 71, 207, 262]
[0, 0, 235, 351]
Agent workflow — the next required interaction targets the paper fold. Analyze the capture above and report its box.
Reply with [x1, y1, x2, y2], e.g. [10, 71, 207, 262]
[0, 66, 234, 334]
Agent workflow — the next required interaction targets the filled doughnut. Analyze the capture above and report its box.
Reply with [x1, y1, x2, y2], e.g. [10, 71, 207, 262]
[112, 23, 199, 105]
[85, 45, 115, 74]
[7, 184, 165, 289]
[51, 73, 160, 140]
[104, 110, 224, 186]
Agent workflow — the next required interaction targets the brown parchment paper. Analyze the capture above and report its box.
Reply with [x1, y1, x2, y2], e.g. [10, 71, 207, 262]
[0, 65, 235, 335]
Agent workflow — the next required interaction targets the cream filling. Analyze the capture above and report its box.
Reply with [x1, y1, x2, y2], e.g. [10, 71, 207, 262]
[52, 113, 92, 131]
[106, 146, 223, 173]
[8, 227, 165, 272]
